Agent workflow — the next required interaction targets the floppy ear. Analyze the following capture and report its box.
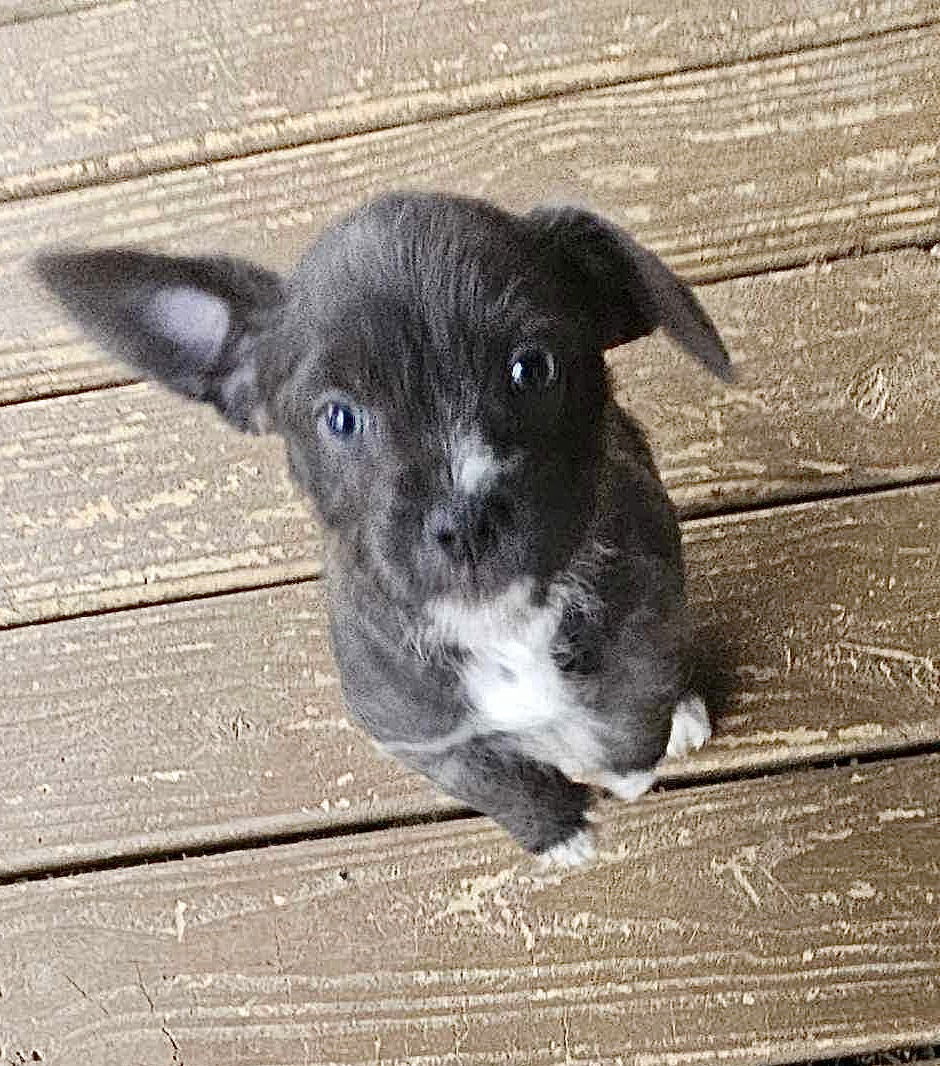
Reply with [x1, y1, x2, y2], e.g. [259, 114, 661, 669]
[35, 249, 285, 432]
[529, 206, 732, 381]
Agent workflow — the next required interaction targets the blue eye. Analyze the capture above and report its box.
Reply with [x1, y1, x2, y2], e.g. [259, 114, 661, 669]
[509, 347, 557, 392]
[323, 402, 364, 438]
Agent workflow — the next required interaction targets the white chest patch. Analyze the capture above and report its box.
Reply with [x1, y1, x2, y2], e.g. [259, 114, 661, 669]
[425, 580, 605, 779]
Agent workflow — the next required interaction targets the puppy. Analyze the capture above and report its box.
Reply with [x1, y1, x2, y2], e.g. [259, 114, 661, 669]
[38, 193, 730, 865]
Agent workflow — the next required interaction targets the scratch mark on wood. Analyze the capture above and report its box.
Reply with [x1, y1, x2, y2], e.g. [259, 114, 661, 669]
[712, 854, 764, 908]
[161, 1024, 183, 1066]
[63, 972, 110, 1017]
[134, 962, 155, 1013]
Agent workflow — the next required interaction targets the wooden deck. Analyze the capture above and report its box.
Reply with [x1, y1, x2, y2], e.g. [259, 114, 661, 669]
[0, 2, 938, 1063]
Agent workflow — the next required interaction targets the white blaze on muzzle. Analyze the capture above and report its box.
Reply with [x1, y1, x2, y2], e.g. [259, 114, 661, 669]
[451, 430, 503, 496]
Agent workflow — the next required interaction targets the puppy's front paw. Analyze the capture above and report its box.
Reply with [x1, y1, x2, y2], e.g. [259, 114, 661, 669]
[538, 827, 596, 869]
[588, 769, 656, 802]
[666, 693, 711, 758]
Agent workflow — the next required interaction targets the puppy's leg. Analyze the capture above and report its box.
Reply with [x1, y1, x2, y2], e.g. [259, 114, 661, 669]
[401, 733, 594, 864]
[665, 692, 711, 758]
[587, 769, 656, 802]
[586, 694, 711, 800]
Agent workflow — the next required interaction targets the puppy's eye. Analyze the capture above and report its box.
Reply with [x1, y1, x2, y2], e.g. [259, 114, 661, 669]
[322, 401, 365, 438]
[509, 347, 556, 392]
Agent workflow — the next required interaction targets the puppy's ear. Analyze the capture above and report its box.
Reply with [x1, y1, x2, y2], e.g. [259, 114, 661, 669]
[529, 206, 732, 381]
[35, 249, 285, 432]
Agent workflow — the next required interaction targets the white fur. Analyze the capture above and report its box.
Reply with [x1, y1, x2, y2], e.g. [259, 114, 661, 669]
[451, 432, 502, 495]
[540, 827, 596, 869]
[146, 286, 230, 359]
[665, 693, 711, 758]
[587, 769, 655, 801]
[425, 580, 605, 779]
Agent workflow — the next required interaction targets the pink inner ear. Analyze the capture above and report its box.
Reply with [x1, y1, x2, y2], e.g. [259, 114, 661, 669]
[145, 285, 231, 361]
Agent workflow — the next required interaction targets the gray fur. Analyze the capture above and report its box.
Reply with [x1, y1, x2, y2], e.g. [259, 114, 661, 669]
[36, 192, 730, 858]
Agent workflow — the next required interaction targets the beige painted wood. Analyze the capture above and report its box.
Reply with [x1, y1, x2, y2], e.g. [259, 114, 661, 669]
[1, 755, 937, 1064]
[3, 250, 940, 625]
[3, 25, 939, 402]
[0, 383, 321, 626]
[0, 0, 101, 24]
[612, 249, 940, 513]
[2, 483, 938, 876]
[1, 0, 935, 198]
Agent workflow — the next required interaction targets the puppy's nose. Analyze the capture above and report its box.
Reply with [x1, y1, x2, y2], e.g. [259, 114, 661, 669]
[428, 499, 492, 563]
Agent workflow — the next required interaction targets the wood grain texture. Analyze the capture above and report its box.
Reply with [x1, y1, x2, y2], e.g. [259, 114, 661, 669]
[2, 483, 937, 875]
[3, 25, 939, 402]
[0, 384, 320, 626]
[0, 755, 937, 1064]
[3, 250, 940, 625]
[0, 0, 102, 24]
[0, 0, 935, 197]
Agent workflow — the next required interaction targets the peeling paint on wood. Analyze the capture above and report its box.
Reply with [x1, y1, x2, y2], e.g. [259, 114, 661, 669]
[2, 26, 939, 399]
[613, 249, 940, 511]
[2, 483, 937, 874]
[0, 756, 936, 1064]
[1, 0, 935, 196]
[0, 384, 322, 625]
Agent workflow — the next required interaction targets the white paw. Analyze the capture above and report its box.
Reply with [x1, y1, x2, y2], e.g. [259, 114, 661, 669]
[589, 769, 656, 802]
[666, 693, 711, 759]
[539, 827, 596, 869]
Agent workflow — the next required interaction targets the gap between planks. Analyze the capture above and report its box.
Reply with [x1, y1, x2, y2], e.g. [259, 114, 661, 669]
[4, 19, 939, 203]
[3, 739, 938, 889]
[3, 470, 940, 635]
[3, 23, 940, 403]
[2, 2, 938, 199]
[0, 754, 937, 1065]
[3, 480, 939, 878]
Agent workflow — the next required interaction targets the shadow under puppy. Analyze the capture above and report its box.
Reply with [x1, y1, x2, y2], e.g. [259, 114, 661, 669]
[38, 193, 731, 865]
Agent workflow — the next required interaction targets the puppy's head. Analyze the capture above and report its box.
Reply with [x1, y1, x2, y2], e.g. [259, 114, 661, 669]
[37, 193, 729, 604]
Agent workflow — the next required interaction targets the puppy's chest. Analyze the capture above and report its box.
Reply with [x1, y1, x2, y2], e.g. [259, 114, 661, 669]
[429, 590, 606, 777]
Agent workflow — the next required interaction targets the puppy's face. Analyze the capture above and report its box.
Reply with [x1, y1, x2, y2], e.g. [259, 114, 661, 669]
[37, 193, 730, 607]
[271, 197, 608, 602]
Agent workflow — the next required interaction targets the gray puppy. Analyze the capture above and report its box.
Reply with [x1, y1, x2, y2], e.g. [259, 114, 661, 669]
[38, 193, 730, 865]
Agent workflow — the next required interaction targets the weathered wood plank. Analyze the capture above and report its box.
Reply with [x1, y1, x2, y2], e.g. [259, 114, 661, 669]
[0, 384, 320, 626]
[3, 25, 939, 402]
[2, 483, 938, 875]
[3, 249, 939, 625]
[0, 0, 101, 24]
[1, 0, 934, 197]
[1, 755, 937, 1064]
